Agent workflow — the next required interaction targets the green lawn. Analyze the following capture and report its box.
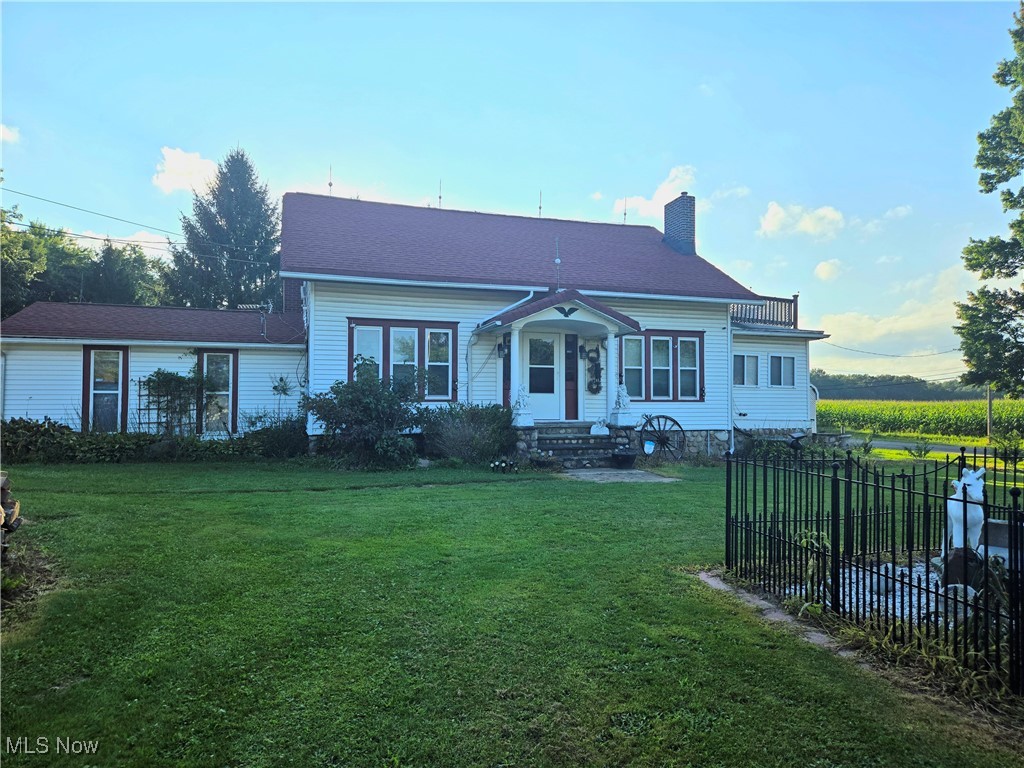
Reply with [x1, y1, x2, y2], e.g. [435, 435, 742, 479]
[2, 463, 1021, 767]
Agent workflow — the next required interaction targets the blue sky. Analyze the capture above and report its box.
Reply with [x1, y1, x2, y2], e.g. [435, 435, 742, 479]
[2, 2, 1019, 380]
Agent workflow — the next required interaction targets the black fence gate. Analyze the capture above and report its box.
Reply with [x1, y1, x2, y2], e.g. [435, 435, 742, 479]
[725, 448, 1023, 695]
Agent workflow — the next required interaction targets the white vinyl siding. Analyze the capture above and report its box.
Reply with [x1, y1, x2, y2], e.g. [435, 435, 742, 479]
[733, 336, 814, 431]
[0, 345, 84, 428]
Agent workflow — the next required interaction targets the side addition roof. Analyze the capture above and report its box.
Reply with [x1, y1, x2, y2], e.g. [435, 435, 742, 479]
[1, 303, 306, 346]
[280, 193, 760, 302]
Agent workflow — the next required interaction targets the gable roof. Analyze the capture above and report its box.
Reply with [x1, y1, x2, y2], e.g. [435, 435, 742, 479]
[1, 303, 306, 346]
[280, 193, 760, 302]
[478, 289, 641, 332]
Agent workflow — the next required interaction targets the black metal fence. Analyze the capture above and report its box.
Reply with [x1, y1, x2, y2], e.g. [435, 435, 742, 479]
[725, 448, 1024, 695]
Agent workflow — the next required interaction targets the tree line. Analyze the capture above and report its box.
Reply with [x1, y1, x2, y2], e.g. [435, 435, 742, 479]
[810, 370, 992, 401]
[1, 149, 280, 320]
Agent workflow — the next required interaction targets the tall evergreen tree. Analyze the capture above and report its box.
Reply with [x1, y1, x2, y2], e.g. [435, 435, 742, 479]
[956, 2, 1024, 397]
[85, 240, 165, 305]
[165, 149, 280, 309]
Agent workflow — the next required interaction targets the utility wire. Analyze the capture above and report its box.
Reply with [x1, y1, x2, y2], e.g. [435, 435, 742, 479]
[821, 341, 961, 358]
[1, 186, 275, 254]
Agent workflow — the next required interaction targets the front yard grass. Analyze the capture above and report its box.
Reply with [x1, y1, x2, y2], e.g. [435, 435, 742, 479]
[2, 463, 1021, 767]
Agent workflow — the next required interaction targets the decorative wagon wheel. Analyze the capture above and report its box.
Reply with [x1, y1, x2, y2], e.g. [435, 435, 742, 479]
[639, 414, 685, 461]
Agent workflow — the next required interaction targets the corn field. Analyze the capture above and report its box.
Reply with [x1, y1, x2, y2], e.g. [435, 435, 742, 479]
[817, 399, 1024, 437]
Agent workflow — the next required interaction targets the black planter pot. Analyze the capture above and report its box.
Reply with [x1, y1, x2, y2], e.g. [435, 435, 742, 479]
[610, 451, 637, 469]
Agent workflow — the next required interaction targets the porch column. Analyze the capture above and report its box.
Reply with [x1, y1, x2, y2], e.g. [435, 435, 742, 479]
[605, 331, 618, 419]
[608, 330, 633, 427]
[509, 327, 533, 427]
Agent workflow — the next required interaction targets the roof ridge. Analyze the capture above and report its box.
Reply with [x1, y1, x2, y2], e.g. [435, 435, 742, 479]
[16, 301, 300, 315]
[284, 191, 663, 232]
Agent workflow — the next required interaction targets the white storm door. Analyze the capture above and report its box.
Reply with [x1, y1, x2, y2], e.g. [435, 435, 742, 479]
[524, 333, 561, 420]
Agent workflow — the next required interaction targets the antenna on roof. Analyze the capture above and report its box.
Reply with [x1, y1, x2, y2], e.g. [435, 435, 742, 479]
[622, 195, 627, 225]
[328, 165, 333, 197]
[538, 190, 542, 218]
[438, 179, 442, 210]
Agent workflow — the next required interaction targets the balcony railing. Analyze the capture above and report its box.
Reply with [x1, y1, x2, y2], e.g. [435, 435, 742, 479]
[730, 294, 799, 328]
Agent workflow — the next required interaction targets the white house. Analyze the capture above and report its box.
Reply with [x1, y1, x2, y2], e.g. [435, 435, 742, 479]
[0, 304, 306, 435]
[280, 191, 827, 456]
[1, 191, 826, 457]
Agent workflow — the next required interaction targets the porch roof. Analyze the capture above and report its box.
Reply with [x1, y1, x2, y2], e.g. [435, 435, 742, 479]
[476, 289, 641, 334]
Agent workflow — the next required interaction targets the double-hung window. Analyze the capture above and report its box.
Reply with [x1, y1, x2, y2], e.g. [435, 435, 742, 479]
[650, 338, 672, 399]
[619, 331, 703, 402]
[425, 329, 452, 399]
[354, 326, 384, 379]
[678, 338, 700, 400]
[733, 354, 758, 386]
[622, 337, 645, 399]
[770, 355, 795, 387]
[348, 319, 458, 401]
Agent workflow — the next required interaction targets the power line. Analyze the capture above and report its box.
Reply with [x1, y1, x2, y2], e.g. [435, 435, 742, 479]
[5, 220, 275, 265]
[821, 341, 961, 358]
[1, 186, 275, 254]
[2, 187, 180, 236]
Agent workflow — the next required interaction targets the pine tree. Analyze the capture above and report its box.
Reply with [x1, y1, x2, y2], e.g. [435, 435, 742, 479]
[165, 149, 280, 309]
[956, 2, 1024, 397]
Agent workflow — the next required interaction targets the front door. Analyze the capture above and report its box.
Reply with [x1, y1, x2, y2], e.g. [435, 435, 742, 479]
[524, 333, 561, 420]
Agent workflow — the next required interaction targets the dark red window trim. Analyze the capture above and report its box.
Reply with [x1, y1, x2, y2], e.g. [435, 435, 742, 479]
[195, 349, 240, 435]
[81, 345, 130, 433]
[619, 329, 705, 403]
[347, 318, 459, 402]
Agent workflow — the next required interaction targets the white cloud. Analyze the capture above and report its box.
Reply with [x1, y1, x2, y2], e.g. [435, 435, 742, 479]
[590, 191, 603, 201]
[876, 254, 903, 265]
[698, 83, 715, 96]
[1, 124, 20, 143]
[731, 259, 754, 273]
[152, 147, 217, 194]
[614, 165, 697, 221]
[757, 201, 845, 240]
[884, 205, 912, 220]
[80, 229, 173, 261]
[814, 259, 843, 281]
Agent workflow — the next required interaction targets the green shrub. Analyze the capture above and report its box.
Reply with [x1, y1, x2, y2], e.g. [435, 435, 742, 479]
[419, 403, 515, 464]
[244, 417, 308, 458]
[1, 417, 77, 463]
[303, 357, 419, 470]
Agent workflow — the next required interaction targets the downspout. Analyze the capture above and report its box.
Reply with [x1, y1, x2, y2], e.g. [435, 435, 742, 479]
[727, 311, 735, 453]
[0, 351, 5, 421]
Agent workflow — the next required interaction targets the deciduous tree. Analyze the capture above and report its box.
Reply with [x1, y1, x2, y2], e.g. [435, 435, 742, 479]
[957, 2, 1024, 397]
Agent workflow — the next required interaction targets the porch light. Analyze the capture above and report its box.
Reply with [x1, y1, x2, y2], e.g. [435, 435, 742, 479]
[497, 342, 507, 358]
[578, 344, 588, 360]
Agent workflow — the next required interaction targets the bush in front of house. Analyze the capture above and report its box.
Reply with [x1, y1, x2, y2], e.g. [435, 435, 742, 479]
[303, 357, 419, 470]
[419, 403, 516, 464]
[1, 417, 79, 463]
[243, 416, 308, 458]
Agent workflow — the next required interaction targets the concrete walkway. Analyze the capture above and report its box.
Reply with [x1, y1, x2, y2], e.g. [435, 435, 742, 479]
[563, 468, 679, 483]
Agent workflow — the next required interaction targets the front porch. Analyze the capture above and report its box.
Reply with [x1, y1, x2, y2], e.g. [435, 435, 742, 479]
[513, 420, 637, 469]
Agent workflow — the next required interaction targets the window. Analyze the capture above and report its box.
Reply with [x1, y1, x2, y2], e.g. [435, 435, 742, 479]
[651, 337, 672, 399]
[770, 355, 795, 387]
[203, 352, 233, 433]
[348, 319, 458, 401]
[354, 326, 383, 378]
[623, 336, 644, 398]
[678, 338, 700, 399]
[391, 328, 417, 389]
[426, 330, 452, 399]
[619, 331, 704, 402]
[90, 349, 123, 433]
[733, 354, 758, 386]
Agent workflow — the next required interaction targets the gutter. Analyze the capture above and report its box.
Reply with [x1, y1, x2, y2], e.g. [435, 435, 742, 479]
[0, 337, 305, 350]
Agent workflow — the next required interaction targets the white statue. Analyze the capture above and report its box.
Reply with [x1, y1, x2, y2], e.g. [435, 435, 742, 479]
[512, 386, 534, 427]
[946, 467, 985, 551]
[614, 384, 631, 412]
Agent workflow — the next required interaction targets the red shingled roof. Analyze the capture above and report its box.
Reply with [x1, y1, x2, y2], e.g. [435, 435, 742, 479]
[281, 193, 759, 302]
[1, 303, 306, 345]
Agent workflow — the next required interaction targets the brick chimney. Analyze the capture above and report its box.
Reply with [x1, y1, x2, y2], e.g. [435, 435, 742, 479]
[663, 192, 696, 255]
